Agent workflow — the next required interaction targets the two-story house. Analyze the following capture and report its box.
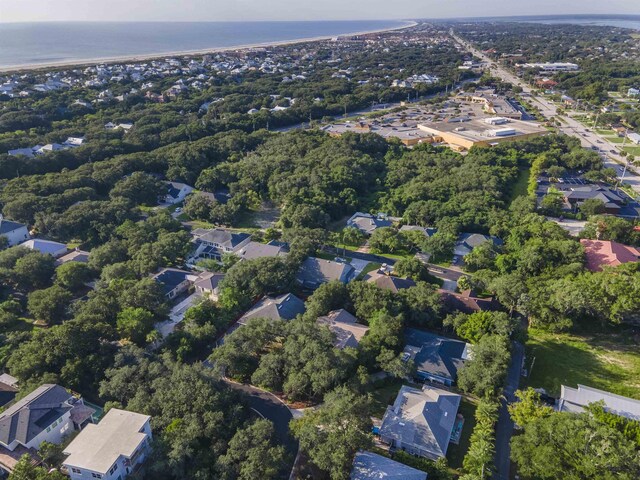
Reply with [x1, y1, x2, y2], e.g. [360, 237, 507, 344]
[63, 409, 152, 480]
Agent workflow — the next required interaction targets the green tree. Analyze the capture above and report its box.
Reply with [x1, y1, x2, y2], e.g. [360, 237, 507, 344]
[216, 419, 287, 480]
[116, 307, 155, 344]
[511, 412, 640, 480]
[369, 227, 405, 254]
[579, 198, 606, 217]
[458, 334, 511, 398]
[9, 455, 67, 480]
[55, 262, 93, 291]
[14, 252, 56, 290]
[27, 286, 73, 325]
[508, 388, 553, 428]
[290, 386, 373, 480]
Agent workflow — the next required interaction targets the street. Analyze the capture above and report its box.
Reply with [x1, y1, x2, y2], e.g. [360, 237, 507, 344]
[223, 380, 299, 478]
[493, 342, 524, 480]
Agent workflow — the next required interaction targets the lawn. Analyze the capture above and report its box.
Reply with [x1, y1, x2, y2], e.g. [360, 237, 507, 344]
[507, 166, 530, 204]
[607, 136, 624, 144]
[367, 377, 409, 418]
[524, 328, 640, 399]
[623, 146, 640, 156]
[356, 262, 381, 281]
[446, 396, 478, 470]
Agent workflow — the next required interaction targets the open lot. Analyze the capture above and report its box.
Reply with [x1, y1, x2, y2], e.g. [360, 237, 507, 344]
[524, 328, 640, 400]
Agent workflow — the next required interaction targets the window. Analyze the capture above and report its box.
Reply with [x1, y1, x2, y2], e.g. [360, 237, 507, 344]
[71, 468, 82, 474]
[46, 427, 51, 433]
[109, 465, 117, 475]
[91, 474, 102, 479]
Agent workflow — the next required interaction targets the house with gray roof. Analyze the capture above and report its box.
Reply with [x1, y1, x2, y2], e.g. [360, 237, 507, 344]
[152, 268, 196, 300]
[399, 225, 437, 238]
[0, 218, 29, 247]
[347, 212, 392, 235]
[0, 384, 94, 454]
[296, 257, 355, 290]
[20, 238, 67, 258]
[317, 309, 369, 350]
[379, 385, 461, 460]
[403, 329, 471, 386]
[193, 272, 225, 301]
[237, 293, 306, 326]
[351, 451, 427, 480]
[363, 269, 416, 293]
[453, 233, 501, 257]
[191, 228, 251, 262]
[236, 241, 289, 261]
[557, 384, 640, 421]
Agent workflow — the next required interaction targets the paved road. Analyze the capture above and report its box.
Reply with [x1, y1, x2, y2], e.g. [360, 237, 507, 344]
[493, 342, 524, 480]
[451, 31, 640, 196]
[223, 380, 298, 476]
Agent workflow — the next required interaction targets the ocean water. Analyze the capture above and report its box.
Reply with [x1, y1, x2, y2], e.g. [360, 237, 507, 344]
[0, 20, 407, 69]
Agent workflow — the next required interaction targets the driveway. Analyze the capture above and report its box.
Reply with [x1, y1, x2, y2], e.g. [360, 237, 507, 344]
[223, 380, 299, 476]
[493, 342, 524, 480]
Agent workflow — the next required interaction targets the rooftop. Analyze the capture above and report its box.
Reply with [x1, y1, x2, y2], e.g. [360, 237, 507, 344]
[317, 309, 369, 350]
[404, 329, 471, 382]
[558, 384, 640, 421]
[63, 408, 150, 474]
[379, 385, 461, 459]
[580, 239, 640, 272]
[351, 451, 427, 480]
[239, 293, 306, 324]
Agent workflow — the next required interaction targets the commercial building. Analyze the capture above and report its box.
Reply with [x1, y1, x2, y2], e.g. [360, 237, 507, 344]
[418, 117, 546, 151]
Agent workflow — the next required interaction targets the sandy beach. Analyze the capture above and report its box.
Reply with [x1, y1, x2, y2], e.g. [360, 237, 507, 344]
[0, 20, 417, 74]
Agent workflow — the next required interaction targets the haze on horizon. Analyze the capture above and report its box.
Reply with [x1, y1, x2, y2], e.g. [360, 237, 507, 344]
[0, 0, 638, 23]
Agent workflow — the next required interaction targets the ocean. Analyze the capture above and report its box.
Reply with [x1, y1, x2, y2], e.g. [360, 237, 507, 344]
[505, 15, 640, 31]
[0, 20, 407, 69]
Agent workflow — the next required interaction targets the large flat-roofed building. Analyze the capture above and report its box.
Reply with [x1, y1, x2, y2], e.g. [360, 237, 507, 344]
[418, 117, 547, 151]
[63, 408, 152, 480]
[322, 122, 433, 146]
[519, 62, 580, 72]
[457, 91, 522, 119]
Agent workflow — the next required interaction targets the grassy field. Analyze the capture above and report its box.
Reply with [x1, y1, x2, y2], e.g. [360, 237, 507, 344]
[623, 146, 640, 156]
[508, 167, 530, 204]
[446, 396, 478, 470]
[524, 328, 640, 399]
[356, 262, 381, 281]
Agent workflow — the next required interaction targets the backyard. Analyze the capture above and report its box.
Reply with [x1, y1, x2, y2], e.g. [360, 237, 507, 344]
[524, 328, 640, 399]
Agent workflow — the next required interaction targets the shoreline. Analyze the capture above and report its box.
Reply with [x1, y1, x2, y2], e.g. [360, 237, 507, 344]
[0, 20, 417, 74]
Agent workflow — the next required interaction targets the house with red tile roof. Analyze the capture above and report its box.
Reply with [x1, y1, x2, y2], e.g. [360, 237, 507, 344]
[580, 239, 640, 272]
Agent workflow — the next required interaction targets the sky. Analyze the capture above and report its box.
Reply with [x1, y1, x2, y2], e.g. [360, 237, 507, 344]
[0, 0, 638, 23]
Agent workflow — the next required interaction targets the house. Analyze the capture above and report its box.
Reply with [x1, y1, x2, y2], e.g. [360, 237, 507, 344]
[580, 239, 640, 272]
[454, 233, 501, 257]
[363, 268, 416, 293]
[0, 374, 18, 409]
[403, 329, 471, 386]
[347, 212, 392, 235]
[0, 218, 29, 247]
[152, 268, 197, 300]
[20, 239, 68, 258]
[63, 137, 85, 147]
[296, 257, 355, 290]
[0, 384, 94, 454]
[553, 184, 627, 214]
[163, 181, 194, 205]
[399, 225, 437, 238]
[378, 385, 461, 460]
[236, 241, 289, 261]
[350, 451, 427, 480]
[191, 228, 252, 262]
[628, 88, 640, 97]
[55, 249, 90, 266]
[557, 384, 640, 421]
[439, 289, 499, 314]
[237, 293, 306, 326]
[193, 271, 225, 300]
[317, 309, 369, 350]
[63, 409, 152, 480]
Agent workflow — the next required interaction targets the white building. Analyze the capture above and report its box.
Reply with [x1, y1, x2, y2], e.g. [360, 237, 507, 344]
[0, 218, 30, 246]
[20, 238, 68, 258]
[557, 384, 640, 421]
[164, 181, 194, 204]
[63, 409, 152, 480]
[520, 62, 580, 72]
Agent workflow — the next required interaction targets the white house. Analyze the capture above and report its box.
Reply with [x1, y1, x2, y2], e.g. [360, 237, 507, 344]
[627, 132, 640, 145]
[0, 384, 94, 454]
[0, 218, 30, 246]
[20, 238, 68, 258]
[627, 88, 640, 97]
[164, 181, 194, 204]
[63, 409, 152, 480]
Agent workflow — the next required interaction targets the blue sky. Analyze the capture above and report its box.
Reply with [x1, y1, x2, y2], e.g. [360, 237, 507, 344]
[0, 0, 638, 22]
